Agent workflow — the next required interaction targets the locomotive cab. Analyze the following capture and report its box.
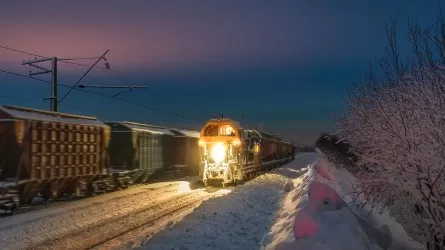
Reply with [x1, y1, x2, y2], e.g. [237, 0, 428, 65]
[199, 118, 243, 187]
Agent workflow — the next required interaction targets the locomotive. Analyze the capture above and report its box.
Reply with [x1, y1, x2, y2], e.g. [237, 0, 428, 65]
[198, 118, 293, 187]
[0, 105, 199, 214]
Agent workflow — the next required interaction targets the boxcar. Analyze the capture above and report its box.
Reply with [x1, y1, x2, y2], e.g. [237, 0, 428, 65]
[106, 122, 200, 184]
[0, 105, 109, 204]
[167, 129, 200, 176]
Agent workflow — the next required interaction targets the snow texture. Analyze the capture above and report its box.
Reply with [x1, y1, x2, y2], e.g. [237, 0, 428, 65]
[142, 151, 422, 250]
[140, 153, 315, 250]
[0, 181, 205, 249]
[0, 105, 106, 126]
[262, 149, 424, 250]
[0, 151, 423, 250]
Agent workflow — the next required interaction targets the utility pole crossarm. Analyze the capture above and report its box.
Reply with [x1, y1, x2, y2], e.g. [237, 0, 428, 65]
[22, 57, 52, 65]
[22, 56, 58, 111]
[29, 70, 52, 76]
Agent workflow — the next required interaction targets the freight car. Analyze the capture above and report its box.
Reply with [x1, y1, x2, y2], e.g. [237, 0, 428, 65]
[0, 105, 110, 213]
[198, 118, 293, 187]
[106, 121, 200, 186]
[0, 105, 201, 215]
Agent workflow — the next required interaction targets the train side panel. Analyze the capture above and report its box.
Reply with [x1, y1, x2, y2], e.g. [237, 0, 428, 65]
[106, 122, 201, 184]
[0, 105, 110, 204]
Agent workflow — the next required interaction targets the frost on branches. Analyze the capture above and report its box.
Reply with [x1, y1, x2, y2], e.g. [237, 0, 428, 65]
[336, 16, 445, 249]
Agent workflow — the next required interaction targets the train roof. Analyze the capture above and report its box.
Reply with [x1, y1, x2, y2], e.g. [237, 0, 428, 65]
[0, 105, 106, 126]
[206, 118, 242, 129]
[106, 121, 174, 135]
[172, 129, 200, 138]
[106, 121, 199, 138]
[245, 129, 291, 144]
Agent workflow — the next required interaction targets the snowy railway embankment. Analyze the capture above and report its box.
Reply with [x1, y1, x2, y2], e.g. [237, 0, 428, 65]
[0, 179, 226, 250]
[0, 151, 426, 250]
[142, 151, 425, 250]
[261, 150, 425, 250]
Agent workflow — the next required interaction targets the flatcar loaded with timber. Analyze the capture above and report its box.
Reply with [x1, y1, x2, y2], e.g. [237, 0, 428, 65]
[198, 118, 293, 187]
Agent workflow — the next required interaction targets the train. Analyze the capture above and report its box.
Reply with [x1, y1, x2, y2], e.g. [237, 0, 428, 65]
[0, 105, 295, 215]
[198, 118, 294, 187]
[0, 105, 200, 214]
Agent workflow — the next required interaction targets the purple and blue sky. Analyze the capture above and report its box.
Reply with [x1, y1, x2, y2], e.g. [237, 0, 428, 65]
[0, 0, 440, 144]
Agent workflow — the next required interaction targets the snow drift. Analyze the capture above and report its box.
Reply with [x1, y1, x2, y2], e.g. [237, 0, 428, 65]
[261, 149, 424, 250]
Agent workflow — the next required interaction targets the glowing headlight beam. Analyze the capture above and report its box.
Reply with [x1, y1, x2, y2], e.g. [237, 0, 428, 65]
[211, 143, 226, 163]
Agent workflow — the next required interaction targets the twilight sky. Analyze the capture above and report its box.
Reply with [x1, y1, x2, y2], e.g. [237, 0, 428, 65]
[0, 0, 440, 144]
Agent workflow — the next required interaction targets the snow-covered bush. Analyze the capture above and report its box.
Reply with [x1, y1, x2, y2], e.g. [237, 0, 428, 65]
[336, 16, 445, 249]
[315, 133, 359, 174]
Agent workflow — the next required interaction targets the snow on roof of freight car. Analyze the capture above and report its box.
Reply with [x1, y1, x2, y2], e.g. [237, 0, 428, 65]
[0, 105, 106, 126]
[118, 121, 175, 135]
[172, 129, 200, 138]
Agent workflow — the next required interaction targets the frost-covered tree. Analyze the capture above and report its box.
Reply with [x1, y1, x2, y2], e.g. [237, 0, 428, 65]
[336, 15, 445, 249]
[315, 133, 358, 172]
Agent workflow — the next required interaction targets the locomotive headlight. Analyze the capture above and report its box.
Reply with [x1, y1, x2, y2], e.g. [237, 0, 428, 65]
[211, 143, 226, 163]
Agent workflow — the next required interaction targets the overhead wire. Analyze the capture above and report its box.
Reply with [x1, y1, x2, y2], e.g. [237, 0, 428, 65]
[58, 49, 110, 104]
[0, 45, 199, 121]
[0, 94, 89, 114]
[58, 56, 102, 61]
[0, 45, 45, 58]
[0, 44, 144, 90]
[0, 68, 198, 121]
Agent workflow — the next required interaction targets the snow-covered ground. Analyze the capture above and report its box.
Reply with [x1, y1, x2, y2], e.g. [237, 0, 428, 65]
[141, 151, 425, 250]
[0, 151, 425, 250]
[262, 150, 425, 250]
[0, 179, 225, 249]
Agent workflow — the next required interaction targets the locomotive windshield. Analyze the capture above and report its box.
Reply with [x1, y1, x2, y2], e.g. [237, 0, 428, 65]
[219, 125, 235, 136]
[204, 125, 218, 136]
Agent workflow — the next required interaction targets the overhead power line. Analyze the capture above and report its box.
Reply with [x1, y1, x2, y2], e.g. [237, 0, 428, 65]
[0, 45, 199, 121]
[0, 44, 137, 86]
[0, 45, 44, 58]
[0, 44, 109, 70]
[58, 56, 102, 61]
[0, 68, 198, 121]
[58, 49, 110, 104]
[0, 68, 50, 83]
[0, 95, 89, 113]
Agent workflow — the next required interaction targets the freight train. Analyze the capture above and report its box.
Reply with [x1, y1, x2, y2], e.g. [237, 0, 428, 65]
[0, 106, 294, 215]
[0, 105, 199, 215]
[198, 118, 293, 187]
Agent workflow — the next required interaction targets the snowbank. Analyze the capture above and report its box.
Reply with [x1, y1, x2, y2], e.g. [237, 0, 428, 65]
[261, 149, 425, 250]
[140, 153, 316, 250]
[138, 151, 423, 250]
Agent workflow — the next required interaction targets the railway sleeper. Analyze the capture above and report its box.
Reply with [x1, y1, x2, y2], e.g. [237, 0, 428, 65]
[0, 191, 19, 216]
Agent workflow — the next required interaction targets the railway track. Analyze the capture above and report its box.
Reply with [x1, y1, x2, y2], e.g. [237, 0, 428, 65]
[3, 173, 195, 218]
[0, 178, 227, 250]
[13, 197, 84, 216]
[0, 169, 273, 249]
[25, 189, 222, 250]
